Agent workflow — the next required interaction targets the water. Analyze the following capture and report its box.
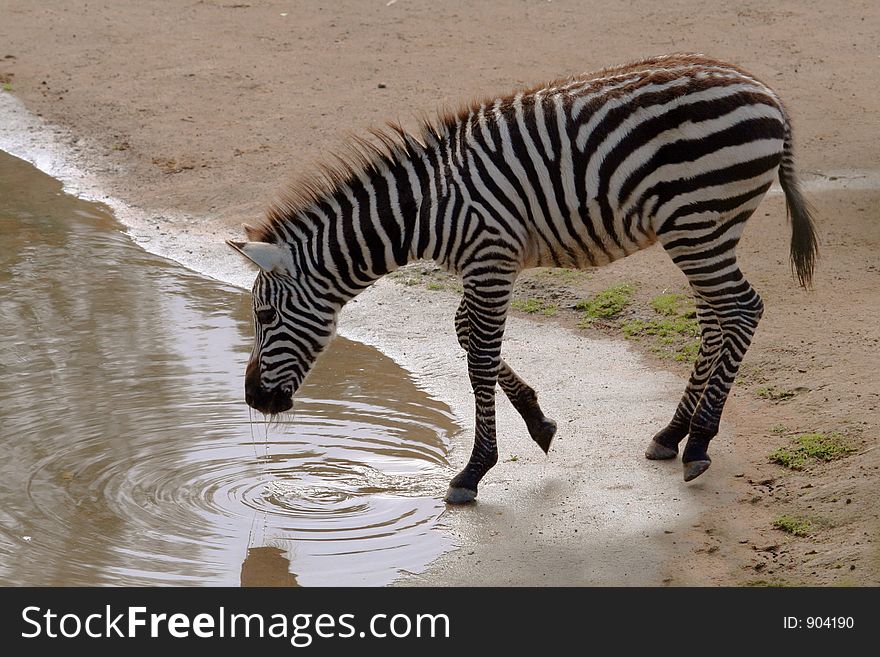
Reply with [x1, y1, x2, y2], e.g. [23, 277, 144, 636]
[0, 150, 459, 586]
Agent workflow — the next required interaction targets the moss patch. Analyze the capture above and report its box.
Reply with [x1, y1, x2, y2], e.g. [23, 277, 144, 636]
[621, 293, 700, 362]
[769, 432, 855, 470]
[773, 515, 813, 537]
[511, 298, 557, 316]
[650, 293, 685, 316]
[575, 283, 635, 326]
[756, 385, 797, 402]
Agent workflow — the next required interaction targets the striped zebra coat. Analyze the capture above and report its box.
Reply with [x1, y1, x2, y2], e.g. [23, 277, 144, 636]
[228, 54, 817, 503]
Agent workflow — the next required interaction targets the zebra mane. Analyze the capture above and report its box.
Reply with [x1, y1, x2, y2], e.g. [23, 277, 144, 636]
[257, 120, 444, 243]
[256, 87, 552, 243]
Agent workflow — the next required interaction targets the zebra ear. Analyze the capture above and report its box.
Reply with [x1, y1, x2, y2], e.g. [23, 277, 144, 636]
[242, 223, 263, 241]
[226, 240, 285, 273]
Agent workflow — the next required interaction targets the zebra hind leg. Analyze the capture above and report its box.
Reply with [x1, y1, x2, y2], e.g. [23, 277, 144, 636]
[679, 275, 763, 481]
[645, 296, 722, 460]
[454, 298, 557, 453]
[657, 207, 764, 481]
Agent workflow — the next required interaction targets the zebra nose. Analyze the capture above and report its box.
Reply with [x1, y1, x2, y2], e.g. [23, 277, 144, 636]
[244, 379, 294, 414]
[244, 385, 258, 408]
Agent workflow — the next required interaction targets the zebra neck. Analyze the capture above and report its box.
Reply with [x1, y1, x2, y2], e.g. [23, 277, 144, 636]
[287, 134, 454, 301]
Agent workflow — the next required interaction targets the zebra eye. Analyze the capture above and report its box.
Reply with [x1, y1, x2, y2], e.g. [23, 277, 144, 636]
[256, 308, 277, 324]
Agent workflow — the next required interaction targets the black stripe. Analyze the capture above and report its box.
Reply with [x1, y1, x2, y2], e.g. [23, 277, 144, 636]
[662, 209, 754, 250]
[623, 127, 783, 210]
[658, 182, 771, 234]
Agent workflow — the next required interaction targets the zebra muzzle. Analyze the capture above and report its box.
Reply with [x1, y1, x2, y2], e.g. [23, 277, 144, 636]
[245, 381, 294, 414]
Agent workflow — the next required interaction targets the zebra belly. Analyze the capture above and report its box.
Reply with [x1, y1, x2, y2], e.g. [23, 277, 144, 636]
[521, 196, 656, 270]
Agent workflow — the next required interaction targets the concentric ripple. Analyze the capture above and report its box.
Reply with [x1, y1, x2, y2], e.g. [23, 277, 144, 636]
[0, 150, 459, 586]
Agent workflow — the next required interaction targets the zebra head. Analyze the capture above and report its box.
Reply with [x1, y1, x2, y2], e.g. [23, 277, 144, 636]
[227, 238, 338, 415]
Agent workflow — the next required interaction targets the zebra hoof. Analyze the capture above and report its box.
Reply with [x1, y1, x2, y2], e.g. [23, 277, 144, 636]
[531, 417, 557, 454]
[683, 459, 712, 482]
[445, 486, 477, 504]
[645, 439, 678, 460]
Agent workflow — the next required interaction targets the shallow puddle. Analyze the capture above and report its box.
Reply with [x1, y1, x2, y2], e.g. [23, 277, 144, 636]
[0, 150, 459, 586]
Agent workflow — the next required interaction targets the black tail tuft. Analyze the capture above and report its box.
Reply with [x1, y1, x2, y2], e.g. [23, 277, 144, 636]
[779, 125, 819, 289]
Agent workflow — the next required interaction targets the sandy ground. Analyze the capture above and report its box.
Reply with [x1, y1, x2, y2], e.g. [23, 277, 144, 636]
[1, 0, 878, 585]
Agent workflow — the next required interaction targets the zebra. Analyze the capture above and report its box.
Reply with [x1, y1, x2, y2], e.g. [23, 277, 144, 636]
[227, 54, 817, 504]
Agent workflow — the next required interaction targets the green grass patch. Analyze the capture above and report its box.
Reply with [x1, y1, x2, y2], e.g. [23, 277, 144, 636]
[575, 283, 635, 325]
[772, 515, 813, 537]
[650, 293, 687, 316]
[621, 293, 700, 362]
[2, 83, 12, 92]
[512, 298, 543, 313]
[511, 298, 557, 316]
[769, 432, 855, 470]
[672, 338, 701, 362]
[756, 385, 797, 402]
[395, 276, 421, 286]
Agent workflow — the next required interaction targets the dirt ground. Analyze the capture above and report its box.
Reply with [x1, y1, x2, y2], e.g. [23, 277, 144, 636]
[1, 0, 878, 585]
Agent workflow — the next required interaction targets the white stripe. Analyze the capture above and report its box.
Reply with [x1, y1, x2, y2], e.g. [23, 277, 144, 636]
[396, 157, 425, 261]
[466, 132, 527, 218]
[464, 147, 525, 238]
[477, 103, 496, 152]
[552, 94, 597, 259]
[532, 91, 556, 161]
[340, 183, 371, 277]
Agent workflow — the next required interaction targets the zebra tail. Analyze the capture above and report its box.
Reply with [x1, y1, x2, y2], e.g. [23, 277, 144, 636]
[778, 121, 819, 289]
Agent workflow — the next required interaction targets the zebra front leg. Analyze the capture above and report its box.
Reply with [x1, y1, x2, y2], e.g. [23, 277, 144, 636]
[446, 275, 515, 504]
[454, 298, 557, 453]
[497, 366, 557, 454]
[645, 296, 722, 460]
